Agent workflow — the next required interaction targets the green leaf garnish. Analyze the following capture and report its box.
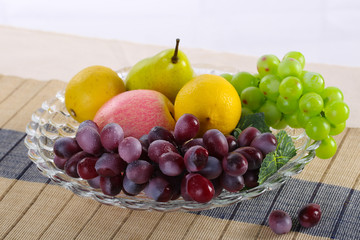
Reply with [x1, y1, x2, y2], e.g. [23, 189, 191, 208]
[257, 130, 296, 184]
[235, 112, 271, 134]
[231, 128, 242, 139]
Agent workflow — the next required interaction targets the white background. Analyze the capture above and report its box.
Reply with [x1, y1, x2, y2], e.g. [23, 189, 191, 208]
[1, 0, 360, 67]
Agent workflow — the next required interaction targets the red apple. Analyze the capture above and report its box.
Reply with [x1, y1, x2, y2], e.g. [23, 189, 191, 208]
[94, 89, 175, 139]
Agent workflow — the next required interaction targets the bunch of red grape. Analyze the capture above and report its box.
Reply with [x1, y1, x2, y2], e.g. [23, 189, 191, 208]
[53, 114, 278, 203]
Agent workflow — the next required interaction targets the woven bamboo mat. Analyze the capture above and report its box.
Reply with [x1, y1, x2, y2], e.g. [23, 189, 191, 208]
[0, 75, 359, 240]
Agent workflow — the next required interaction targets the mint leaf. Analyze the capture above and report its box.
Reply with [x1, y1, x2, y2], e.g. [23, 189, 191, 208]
[257, 130, 296, 184]
[235, 112, 271, 133]
[257, 152, 277, 184]
[275, 130, 296, 168]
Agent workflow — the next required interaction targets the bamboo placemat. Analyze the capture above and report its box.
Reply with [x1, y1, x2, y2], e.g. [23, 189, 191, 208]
[1, 75, 359, 240]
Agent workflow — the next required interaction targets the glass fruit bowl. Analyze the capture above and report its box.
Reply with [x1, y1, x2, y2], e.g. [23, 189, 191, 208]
[24, 68, 320, 212]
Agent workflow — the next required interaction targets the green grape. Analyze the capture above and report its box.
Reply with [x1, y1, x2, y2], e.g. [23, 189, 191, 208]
[241, 107, 254, 117]
[300, 70, 308, 79]
[231, 72, 258, 96]
[285, 112, 302, 128]
[279, 76, 303, 100]
[253, 73, 261, 80]
[277, 58, 302, 78]
[324, 101, 350, 125]
[271, 116, 287, 130]
[257, 54, 280, 77]
[276, 96, 298, 114]
[220, 73, 233, 82]
[258, 100, 282, 126]
[240, 86, 265, 111]
[283, 51, 305, 69]
[259, 74, 281, 101]
[316, 136, 337, 159]
[321, 86, 344, 105]
[299, 92, 324, 117]
[301, 72, 325, 94]
[297, 110, 312, 128]
[329, 121, 346, 136]
[305, 116, 331, 140]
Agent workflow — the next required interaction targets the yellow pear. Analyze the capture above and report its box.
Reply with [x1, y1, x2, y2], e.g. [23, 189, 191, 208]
[125, 39, 194, 103]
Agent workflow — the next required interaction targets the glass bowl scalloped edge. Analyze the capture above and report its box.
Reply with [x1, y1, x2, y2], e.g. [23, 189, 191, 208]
[24, 68, 320, 212]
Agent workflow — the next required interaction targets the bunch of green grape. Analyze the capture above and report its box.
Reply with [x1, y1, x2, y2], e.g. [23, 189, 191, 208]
[221, 51, 350, 159]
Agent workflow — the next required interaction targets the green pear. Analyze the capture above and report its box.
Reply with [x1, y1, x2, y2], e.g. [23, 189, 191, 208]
[125, 39, 194, 102]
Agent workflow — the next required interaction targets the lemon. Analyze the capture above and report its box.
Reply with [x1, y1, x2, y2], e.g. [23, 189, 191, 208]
[65, 65, 126, 123]
[174, 74, 241, 136]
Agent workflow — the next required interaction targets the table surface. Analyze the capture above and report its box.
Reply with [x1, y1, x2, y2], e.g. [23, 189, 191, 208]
[1, 25, 360, 240]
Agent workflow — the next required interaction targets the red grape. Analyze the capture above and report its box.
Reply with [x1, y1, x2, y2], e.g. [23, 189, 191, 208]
[220, 172, 245, 192]
[174, 113, 200, 144]
[76, 126, 103, 156]
[100, 123, 124, 152]
[222, 152, 248, 176]
[181, 138, 205, 154]
[268, 210, 292, 235]
[78, 120, 99, 132]
[180, 174, 193, 201]
[64, 151, 91, 178]
[203, 129, 228, 159]
[184, 145, 208, 172]
[159, 152, 185, 176]
[211, 177, 223, 198]
[145, 175, 173, 202]
[53, 137, 81, 159]
[126, 160, 154, 184]
[87, 175, 101, 189]
[226, 135, 238, 152]
[298, 203, 321, 228]
[243, 169, 259, 188]
[198, 156, 222, 180]
[139, 134, 150, 149]
[100, 175, 123, 196]
[95, 153, 126, 177]
[148, 139, 178, 163]
[53, 155, 67, 170]
[77, 156, 99, 180]
[167, 175, 183, 200]
[234, 146, 263, 170]
[139, 134, 151, 161]
[250, 132, 277, 156]
[186, 173, 214, 203]
[148, 126, 176, 144]
[118, 137, 142, 163]
[122, 174, 146, 196]
[237, 127, 261, 147]
[170, 187, 181, 200]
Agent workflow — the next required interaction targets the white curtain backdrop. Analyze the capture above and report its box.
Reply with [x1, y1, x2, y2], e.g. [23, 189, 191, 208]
[1, 0, 359, 67]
